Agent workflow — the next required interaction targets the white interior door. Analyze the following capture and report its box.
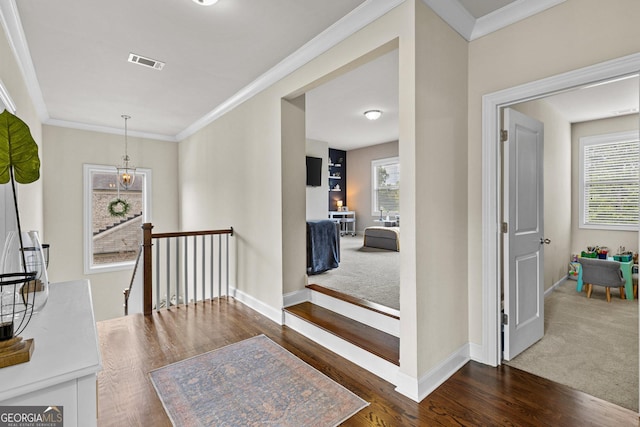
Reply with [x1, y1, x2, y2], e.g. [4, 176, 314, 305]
[502, 107, 545, 361]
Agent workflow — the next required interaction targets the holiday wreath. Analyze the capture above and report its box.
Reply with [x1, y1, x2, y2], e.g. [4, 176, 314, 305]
[108, 198, 130, 217]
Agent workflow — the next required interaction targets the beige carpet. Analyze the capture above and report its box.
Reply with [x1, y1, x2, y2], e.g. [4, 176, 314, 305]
[506, 279, 639, 412]
[308, 235, 399, 310]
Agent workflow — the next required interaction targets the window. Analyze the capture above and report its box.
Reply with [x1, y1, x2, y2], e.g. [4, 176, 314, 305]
[580, 131, 639, 230]
[371, 157, 399, 216]
[83, 164, 151, 274]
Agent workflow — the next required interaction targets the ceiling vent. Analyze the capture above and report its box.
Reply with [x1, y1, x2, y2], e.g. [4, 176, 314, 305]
[128, 53, 165, 70]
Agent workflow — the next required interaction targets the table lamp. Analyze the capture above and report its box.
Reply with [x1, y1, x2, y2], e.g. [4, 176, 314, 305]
[336, 200, 343, 211]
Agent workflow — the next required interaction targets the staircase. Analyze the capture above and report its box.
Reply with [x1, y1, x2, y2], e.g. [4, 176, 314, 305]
[283, 285, 400, 384]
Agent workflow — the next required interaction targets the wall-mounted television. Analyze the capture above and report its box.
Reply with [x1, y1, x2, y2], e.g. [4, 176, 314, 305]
[306, 156, 322, 187]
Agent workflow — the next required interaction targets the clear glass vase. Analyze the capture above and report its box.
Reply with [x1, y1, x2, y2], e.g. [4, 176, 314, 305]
[0, 231, 49, 315]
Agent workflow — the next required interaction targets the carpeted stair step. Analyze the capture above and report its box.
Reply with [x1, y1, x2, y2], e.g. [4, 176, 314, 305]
[284, 302, 399, 365]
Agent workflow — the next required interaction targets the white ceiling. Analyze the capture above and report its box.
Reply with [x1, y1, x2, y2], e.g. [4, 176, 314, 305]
[1, 0, 637, 151]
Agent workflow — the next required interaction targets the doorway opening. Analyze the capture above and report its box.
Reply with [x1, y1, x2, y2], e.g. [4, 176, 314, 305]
[482, 52, 640, 410]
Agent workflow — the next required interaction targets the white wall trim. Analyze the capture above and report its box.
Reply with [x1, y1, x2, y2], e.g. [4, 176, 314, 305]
[231, 287, 283, 325]
[175, 0, 405, 141]
[309, 290, 400, 337]
[481, 52, 640, 366]
[471, 0, 566, 41]
[47, 119, 177, 143]
[0, 78, 16, 113]
[0, 0, 48, 121]
[283, 311, 400, 385]
[395, 343, 470, 402]
[544, 276, 567, 297]
[468, 342, 483, 362]
[420, 0, 475, 40]
[282, 288, 310, 308]
[283, 288, 400, 337]
[1, 0, 405, 141]
[422, 0, 566, 42]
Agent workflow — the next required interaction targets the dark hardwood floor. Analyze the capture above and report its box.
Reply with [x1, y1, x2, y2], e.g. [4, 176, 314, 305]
[97, 298, 639, 426]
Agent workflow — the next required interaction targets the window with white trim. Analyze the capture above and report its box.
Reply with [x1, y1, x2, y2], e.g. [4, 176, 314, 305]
[83, 164, 152, 274]
[580, 130, 639, 230]
[371, 156, 399, 216]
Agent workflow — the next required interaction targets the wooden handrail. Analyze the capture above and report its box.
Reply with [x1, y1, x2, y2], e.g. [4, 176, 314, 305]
[152, 228, 233, 239]
[142, 222, 233, 315]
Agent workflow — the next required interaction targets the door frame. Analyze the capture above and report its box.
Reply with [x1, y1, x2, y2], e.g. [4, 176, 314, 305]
[480, 52, 640, 366]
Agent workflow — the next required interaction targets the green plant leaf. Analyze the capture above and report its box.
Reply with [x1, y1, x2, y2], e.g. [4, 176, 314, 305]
[0, 110, 41, 185]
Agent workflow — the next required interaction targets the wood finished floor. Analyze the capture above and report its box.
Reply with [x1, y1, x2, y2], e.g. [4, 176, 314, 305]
[97, 298, 639, 426]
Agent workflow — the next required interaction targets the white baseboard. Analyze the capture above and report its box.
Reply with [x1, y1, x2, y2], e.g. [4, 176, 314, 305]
[283, 311, 399, 385]
[230, 287, 283, 325]
[283, 288, 400, 337]
[468, 342, 483, 362]
[395, 343, 470, 402]
[309, 290, 400, 337]
[282, 289, 310, 308]
[544, 275, 568, 297]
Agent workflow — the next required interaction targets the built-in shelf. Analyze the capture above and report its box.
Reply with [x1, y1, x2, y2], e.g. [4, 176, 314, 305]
[328, 148, 346, 211]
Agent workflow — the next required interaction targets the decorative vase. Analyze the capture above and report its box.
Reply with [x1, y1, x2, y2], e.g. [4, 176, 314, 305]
[0, 272, 35, 341]
[0, 231, 49, 314]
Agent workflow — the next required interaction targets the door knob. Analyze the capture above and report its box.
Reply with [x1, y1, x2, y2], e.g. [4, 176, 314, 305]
[540, 238, 551, 245]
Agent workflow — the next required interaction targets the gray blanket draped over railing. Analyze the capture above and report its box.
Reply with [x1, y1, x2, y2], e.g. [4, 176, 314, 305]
[306, 220, 340, 275]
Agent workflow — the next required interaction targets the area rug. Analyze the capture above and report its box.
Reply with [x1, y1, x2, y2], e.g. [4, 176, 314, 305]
[149, 335, 368, 426]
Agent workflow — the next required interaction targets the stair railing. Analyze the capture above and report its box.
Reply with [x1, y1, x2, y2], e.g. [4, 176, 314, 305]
[142, 223, 234, 315]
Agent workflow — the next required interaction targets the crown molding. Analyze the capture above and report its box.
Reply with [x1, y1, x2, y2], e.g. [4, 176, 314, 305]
[46, 118, 178, 142]
[176, 0, 405, 141]
[0, 78, 17, 113]
[0, 0, 48, 120]
[422, 0, 566, 41]
[471, 0, 566, 40]
[420, 0, 476, 40]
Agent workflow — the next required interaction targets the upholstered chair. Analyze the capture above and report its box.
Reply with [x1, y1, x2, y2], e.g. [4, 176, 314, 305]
[579, 257, 626, 302]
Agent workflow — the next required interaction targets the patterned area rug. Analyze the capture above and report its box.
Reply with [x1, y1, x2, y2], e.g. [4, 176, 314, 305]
[150, 335, 368, 426]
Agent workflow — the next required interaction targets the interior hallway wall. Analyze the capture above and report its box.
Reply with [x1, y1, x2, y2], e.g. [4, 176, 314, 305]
[42, 125, 179, 321]
[467, 0, 640, 348]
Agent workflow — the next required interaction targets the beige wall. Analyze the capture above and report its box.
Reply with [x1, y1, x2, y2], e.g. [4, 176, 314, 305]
[512, 99, 572, 291]
[177, 1, 467, 383]
[413, 0, 469, 374]
[347, 140, 398, 231]
[467, 0, 640, 345]
[42, 125, 179, 321]
[571, 114, 640, 255]
[0, 21, 43, 236]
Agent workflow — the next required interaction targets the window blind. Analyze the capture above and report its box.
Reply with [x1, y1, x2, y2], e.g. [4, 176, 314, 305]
[583, 139, 639, 227]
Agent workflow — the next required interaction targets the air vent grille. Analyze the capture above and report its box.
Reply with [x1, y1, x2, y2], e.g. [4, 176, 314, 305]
[128, 53, 165, 70]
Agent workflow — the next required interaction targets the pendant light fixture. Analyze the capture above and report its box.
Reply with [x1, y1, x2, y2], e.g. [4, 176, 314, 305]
[116, 114, 136, 189]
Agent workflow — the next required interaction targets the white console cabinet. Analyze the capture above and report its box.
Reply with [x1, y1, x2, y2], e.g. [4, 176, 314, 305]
[0, 280, 102, 426]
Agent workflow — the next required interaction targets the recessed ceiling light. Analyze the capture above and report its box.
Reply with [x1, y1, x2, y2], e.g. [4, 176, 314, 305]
[363, 110, 382, 120]
[193, 0, 219, 5]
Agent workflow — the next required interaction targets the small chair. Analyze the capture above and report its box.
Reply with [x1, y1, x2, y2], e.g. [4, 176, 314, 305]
[579, 257, 626, 302]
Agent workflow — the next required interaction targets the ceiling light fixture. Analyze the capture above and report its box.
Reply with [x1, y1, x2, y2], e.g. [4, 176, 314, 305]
[364, 110, 382, 121]
[192, 0, 219, 5]
[116, 115, 136, 190]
